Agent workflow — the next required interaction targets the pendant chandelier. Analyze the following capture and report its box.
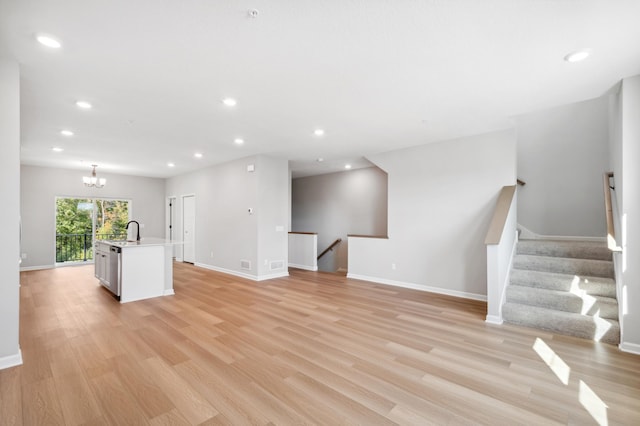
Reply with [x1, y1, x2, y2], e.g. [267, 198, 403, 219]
[83, 164, 106, 188]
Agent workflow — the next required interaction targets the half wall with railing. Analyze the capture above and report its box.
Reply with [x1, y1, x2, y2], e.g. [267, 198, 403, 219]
[485, 185, 518, 324]
[288, 232, 318, 271]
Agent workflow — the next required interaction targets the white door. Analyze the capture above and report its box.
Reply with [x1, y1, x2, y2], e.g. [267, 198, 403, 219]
[182, 195, 195, 263]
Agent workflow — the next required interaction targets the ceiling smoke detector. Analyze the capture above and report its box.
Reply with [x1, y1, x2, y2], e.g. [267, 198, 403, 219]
[248, 9, 259, 18]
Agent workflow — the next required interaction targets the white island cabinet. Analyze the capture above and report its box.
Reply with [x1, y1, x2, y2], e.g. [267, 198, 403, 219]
[95, 238, 175, 303]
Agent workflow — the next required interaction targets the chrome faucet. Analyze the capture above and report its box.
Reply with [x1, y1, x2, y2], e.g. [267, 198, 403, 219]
[126, 220, 140, 242]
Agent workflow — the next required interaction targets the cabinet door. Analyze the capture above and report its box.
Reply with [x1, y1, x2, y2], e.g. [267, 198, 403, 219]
[95, 250, 103, 279]
[95, 248, 110, 285]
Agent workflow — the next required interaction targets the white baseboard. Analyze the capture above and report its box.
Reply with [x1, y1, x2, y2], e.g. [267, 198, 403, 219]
[485, 315, 504, 325]
[517, 224, 606, 242]
[619, 342, 640, 355]
[195, 262, 289, 282]
[346, 273, 486, 302]
[163, 289, 175, 296]
[288, 263, 318, 271]
[255, 271, 289, 281]
[0, 349, 22, 370]
[20, 264, 54, 271]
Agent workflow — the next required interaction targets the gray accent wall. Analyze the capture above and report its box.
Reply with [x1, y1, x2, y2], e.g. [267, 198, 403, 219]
[0, 56, 21, 366]
[292, 167, 388, 272]
[516, 96, 609, 237]
[165, 155, 289, 280]
[348, 130, 516, 298]
[20, 165, 166, 269]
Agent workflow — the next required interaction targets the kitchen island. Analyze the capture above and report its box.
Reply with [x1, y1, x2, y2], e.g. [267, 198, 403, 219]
[95, 238, 176, 303]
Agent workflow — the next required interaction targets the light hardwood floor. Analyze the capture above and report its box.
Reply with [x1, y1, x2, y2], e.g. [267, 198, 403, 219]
[1, 263, 639, 425]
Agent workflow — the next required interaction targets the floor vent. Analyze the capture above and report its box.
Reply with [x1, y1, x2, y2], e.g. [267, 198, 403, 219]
[270, 260, 284, 270]
[240, 259, 251, 270]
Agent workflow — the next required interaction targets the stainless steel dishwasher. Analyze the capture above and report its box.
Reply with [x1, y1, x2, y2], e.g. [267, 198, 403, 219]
[109, 245, 122, 300]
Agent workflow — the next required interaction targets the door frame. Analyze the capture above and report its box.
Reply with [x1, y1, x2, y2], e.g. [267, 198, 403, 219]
[181, 194, 196, 264]
[54, 196, 132, 266]
[166, 195, 177, 259]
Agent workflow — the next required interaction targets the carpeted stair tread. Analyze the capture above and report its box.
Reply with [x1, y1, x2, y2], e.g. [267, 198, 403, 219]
[505, 285, 618, 320]
[513, 254, 614, 278]
[502, 302, 620, 345]
[509, 269, 616, 297]
[517, 239, 612, 261]
[502, 239, 619, 345]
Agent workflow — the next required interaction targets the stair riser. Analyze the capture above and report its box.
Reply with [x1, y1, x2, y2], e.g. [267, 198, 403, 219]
[502, 303, 620, 345]
[506, 287, 619, 320]
[513, 255, 614, 278]
[509, 270, 616, 298]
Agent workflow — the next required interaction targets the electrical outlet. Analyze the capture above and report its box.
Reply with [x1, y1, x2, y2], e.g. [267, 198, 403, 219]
[140, 223, 145, 228]
[391, 263, 396, 270]
[264, 259, 268, 266]
[210, 251, 214, 258]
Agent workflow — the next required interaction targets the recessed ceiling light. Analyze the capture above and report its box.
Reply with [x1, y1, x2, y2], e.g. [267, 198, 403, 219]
[314, 129, 325, 137]
[60, 129, 74, 137]
[167, 162, 175, 167]
[194, 152, 203, 158]
[223, 98, 237, 107]
[345, 164, 352, 170]
[76, 100, 92, 109]
[36, 34, 62, 49]
[234, 138, 244, 145]
[564, 49, 591, 63]
[52, 147, 64, 152]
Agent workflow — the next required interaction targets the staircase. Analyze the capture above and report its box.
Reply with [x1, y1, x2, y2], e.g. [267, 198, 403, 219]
[502, 239, 620, 345]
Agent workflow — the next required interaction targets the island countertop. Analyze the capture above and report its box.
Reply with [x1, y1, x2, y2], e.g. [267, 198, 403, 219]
[102, 238, 181, 248]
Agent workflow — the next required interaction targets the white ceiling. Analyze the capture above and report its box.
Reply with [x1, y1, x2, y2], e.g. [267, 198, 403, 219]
[2, 0, 640, 179]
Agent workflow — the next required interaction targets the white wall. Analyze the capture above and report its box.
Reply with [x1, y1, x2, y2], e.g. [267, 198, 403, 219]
[165, 155, 289, 280]
[0, 56, 21, 368]
[292, 167, 388, 272]
[349, 129, 516, 299]
[612, 75, 640, 352]
[20, 165, 166, 269]
[256, 156, 290, 276]
[516, 96, 609, 237]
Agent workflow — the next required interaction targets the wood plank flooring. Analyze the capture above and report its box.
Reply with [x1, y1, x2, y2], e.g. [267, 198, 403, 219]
[1, 262, 639, 425]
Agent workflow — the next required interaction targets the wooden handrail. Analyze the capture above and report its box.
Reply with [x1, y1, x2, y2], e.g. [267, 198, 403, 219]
[603, 172, 622, 252]
[318, 238, 342, 260]
[484, 185, 517, 245]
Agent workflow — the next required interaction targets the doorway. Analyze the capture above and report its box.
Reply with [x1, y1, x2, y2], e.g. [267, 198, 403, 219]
[182, 195, 195, 263]
[55, 197, 131, 263]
